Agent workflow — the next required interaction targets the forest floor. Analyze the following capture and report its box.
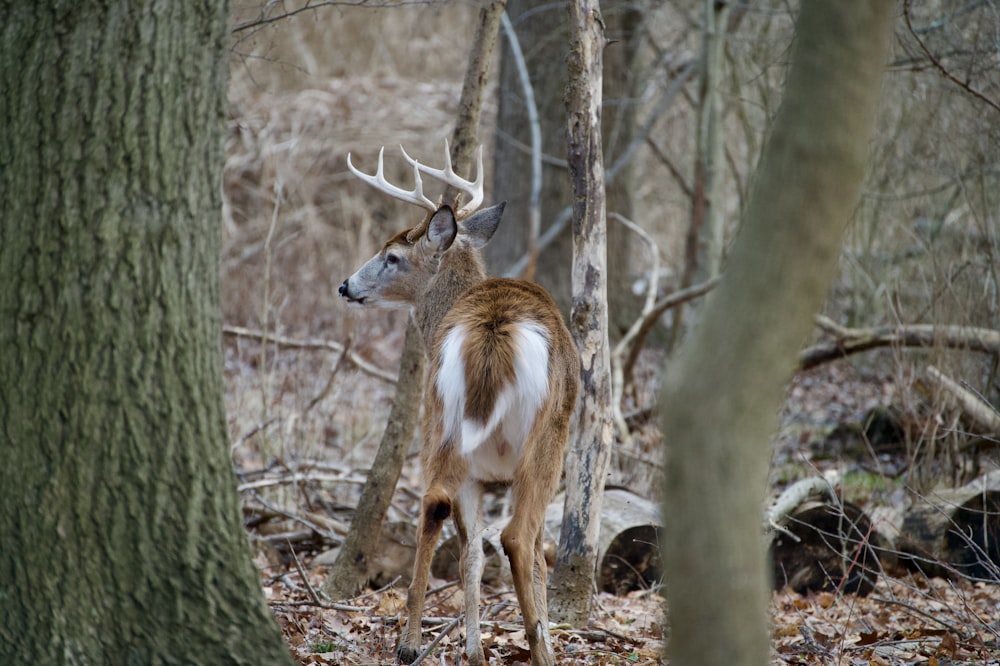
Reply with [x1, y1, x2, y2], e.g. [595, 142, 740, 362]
[228, 340, 1000, 665]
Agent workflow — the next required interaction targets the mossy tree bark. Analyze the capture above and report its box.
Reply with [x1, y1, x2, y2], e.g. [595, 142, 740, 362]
[658, 3, 894, 665]
[0, 3, 293, 664]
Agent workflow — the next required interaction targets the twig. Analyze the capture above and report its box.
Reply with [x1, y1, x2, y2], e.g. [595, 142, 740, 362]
[872, 595, 970, 638]
[258, 181, 283, 423]
[246, 492, 344, 546]
[304, 337, 351, 412]
[608, 212, 660, 447]
[289, 541, 324, 607]
[621, 275, 722, 385]
[903, 0, 1000, 115]
[232, 414, 281, 452]
[606, 60, 697, 183]
[502, 206, 573, 279]
[925, 365, 1000, 434]
[270, 598, 372, 612]
[559, 626, 639, 645]
[407, 616, 462, 666]
[232, 0, 449, 34]
[223, 324, 397, 383]
[237, 471, 366, 492]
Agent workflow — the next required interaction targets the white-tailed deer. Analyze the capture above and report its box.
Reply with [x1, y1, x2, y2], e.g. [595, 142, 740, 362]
[339, 142, 579, 666]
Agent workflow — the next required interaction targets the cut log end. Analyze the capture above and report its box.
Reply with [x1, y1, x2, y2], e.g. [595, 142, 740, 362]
[770, 500, 883, 596]
[901, 480, 1000, 581]
[598, 525, 661, 595]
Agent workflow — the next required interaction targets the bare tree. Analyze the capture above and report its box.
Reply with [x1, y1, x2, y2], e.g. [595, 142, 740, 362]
[658, 3, 895, 665]
[547, 0, 615, 627]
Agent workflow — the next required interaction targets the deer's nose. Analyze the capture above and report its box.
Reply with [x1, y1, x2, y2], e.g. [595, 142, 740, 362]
[338, 280, 349, 297]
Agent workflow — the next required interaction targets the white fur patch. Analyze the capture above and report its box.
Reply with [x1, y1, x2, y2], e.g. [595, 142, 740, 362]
[436, 326, 468, 449]
[436, 321, 551, 468]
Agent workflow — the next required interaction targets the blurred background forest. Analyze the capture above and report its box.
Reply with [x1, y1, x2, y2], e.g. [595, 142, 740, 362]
[220, 0, 999, 663]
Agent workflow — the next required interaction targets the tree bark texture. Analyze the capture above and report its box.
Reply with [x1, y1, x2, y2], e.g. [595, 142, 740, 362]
[657, 3, 894, 666]
[548, 0, 614, 627]
[0, 4, 293, 664]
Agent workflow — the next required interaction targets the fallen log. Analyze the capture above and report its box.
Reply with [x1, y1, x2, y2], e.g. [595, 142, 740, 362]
[767, 474, 885, 596]
[431, 488, 662, 595]
[899, 470, 1000, 581]
[922, 365, 1000, 436]
[594, 489, 662, 594]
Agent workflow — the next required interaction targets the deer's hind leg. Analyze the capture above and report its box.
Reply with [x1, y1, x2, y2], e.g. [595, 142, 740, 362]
[454, 480, 487, 665]
[500, 427, 565, 666]
[398, 457, 467, 664]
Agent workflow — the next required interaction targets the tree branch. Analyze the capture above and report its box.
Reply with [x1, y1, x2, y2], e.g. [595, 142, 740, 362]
[903, 0, 1000, 115]
[222, 324, 397, 383]
[798, 315, 1000, 370]
[232, 0, 447, 34]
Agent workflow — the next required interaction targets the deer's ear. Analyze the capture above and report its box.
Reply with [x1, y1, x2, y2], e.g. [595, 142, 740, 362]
[462, 201, 506, 248]
[426, 205, 458, 252]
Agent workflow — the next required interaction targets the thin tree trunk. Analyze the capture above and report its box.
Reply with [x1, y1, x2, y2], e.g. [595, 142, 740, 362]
[672, 0, 731, 348]
[693, 0, 730, 282]
[0, 3, 293, 663]
[548, 0, 614, 627]
[323, 318, 425, 597]
[322, 0, 506, 599]
[658, 3, 894, 665]
[598, 2, 642, 336]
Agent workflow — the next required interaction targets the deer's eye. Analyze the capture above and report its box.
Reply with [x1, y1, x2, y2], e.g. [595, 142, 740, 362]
[385, 253, 400, 266]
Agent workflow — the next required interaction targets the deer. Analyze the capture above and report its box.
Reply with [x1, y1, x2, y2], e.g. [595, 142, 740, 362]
[338, 142, 579, 666]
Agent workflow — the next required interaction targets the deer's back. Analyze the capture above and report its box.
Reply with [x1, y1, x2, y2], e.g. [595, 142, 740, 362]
[427, 278, 578, 475]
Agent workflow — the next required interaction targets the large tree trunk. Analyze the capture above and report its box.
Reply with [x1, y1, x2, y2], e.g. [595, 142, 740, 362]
[491, 0, 572, 302]
[0, 4, 293, 664]
[491, 0, 637, 333]
[657, 3, 894, 666]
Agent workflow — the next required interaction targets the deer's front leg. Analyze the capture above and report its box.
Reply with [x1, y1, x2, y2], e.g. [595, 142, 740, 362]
[398, 488, 452, 664]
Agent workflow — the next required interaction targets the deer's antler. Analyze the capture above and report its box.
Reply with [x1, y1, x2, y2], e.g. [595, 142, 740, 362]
[347, 146, 437, 213]
[400, 140, 484, 219]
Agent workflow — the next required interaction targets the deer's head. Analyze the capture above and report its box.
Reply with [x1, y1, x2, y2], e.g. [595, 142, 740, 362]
[339, 143, 505, 309]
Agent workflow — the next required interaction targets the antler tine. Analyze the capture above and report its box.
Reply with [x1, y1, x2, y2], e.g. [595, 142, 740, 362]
[347, 146, 437, 213]
[399, 140, 485, 218]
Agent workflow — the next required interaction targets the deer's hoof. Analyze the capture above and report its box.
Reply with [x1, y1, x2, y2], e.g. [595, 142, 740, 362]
[397, 644, 420, 664]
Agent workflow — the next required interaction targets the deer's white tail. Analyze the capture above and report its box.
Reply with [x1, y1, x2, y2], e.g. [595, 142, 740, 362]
[437, 319, 551, 458]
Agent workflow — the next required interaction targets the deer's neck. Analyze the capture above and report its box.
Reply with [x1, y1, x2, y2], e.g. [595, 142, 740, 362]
[415, 243, 486, 350]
